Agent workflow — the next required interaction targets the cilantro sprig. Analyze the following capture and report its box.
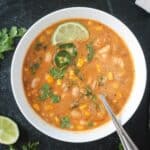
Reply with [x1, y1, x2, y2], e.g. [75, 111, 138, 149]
[9, 141, 39, 150]
[0, 26, 26, 59]
[39, 83, 60, 103]
[86, 43, 94, 62]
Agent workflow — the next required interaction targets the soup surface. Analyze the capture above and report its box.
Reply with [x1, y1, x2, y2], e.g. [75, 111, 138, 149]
[23, 19, 134, 131]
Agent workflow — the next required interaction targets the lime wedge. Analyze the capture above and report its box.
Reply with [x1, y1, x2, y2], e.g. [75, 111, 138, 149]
[0, 116, 19, 145]
[52, 22, 89, 45]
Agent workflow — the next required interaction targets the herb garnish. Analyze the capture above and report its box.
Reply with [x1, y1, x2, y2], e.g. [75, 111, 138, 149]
[86, 43, 94, 62]
[98, 75, 107, 86]
[30, 63, 40, 74]
[9, 141, 39, 150]
[118, 143, 124, 150]
[87, 121, 93, 127]
[60, 116, 70, 128]
[34, 42, 47, 51]
[49, 67, 66, 79]
[85, 86, 96, 99]
[0, 26, 26, 60]
[50, 93, 60, 103]
[22, 141, 39, 150]
[74, 67, 84, 80]
[39, 83, 60, 103]
[39, 83, 51, 100]
[84, 86, 100, 109]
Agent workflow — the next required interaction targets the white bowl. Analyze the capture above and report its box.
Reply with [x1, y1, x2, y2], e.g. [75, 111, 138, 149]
[11, 7, 147, 143]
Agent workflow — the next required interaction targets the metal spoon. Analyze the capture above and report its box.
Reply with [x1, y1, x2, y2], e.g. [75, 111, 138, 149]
[99, 94, 139, 150]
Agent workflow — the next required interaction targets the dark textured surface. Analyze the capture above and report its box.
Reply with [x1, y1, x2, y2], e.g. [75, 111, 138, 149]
[0, 0, 150, 149]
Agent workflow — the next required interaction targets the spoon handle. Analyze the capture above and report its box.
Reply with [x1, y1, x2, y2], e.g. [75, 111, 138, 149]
[100, 95, 139, 150]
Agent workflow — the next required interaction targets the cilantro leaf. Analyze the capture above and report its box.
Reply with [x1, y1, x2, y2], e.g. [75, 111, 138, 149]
[8, 141, 39, 150]
[39, 83, 60, 103]
[118, 143, 124, 150]
[30, 63, 40, 74]
[86, 43, 94, 62]
[22, 141, 39, 150]
[60, 116, 70, 128]
[39, 83, 51, 100]
[0, 26, 26, 60]
[49, 93, 60, 103]
[49, 67, 66, 79]
[9, 145, 16, 150]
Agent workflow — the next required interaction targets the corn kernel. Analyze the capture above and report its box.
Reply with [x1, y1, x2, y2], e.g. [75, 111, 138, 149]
[79, 104, 87, 110]
[93, 122, 98, 126]
[69, 70, 78, 80]
[87, 21, 92, 25]
[112, 82, 119, 89]
[77, 58, 84, 68]
[76, 125, 84, 130]
[49, 113, 54, 117]
[70, 125, 75, 129]
[95, 26, 103, 31]
[33, 103, 40, 111]
[84, 58, 88, 63]
[54, 116, 60, 123]
[39, 35, 46, 43]
[84, 111, 90, 117]
[69, 70, 75, 79]
[56, 79, 62, 85]
[45, 74, 54, 84]
[69, 70, 74, 76]
[107, 72, 113, 80]
[70, 76, 77, 80]
[96, 64, 101, 72]
[44, 105, 53, 111]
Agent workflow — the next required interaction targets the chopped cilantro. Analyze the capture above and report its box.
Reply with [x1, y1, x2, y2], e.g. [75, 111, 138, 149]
[118, 143, 124, 150]
[87, 121, 93, 127]
[49, 93, 60, 103]
[60, 116, 70, 128]
[39, 83, 60, 103]
[30, 63, 40, 74]
[49, 67, 65, 79]
[39, 83, 51, 100]
[0, 26, 26, 60]
[86, 43, 94, 62]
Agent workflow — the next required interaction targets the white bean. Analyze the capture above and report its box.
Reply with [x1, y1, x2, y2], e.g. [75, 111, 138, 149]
[112, 57, 124, 68]
[62, 83, 68, 92]
[98, 45, 110, 54]
[80, 120, 87, 126]
[71, 110, 81, 119]
[91, 80, 97, 90]
[72, 86, 80, 97]
[87, 77, 92, 85]
[45, 52, 52, 62]
[31, 78, 40, 88]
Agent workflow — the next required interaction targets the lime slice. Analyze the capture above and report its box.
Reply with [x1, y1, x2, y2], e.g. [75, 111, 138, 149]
[52, 22, 89, 45]
[0, 116, 19, 145]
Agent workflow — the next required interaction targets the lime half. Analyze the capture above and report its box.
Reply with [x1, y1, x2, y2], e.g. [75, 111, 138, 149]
[52, 22, 89, 45]
[0, 116, 19, 145]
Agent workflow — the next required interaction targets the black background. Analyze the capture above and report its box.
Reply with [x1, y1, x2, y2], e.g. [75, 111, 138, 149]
[0, 0, 150, 149]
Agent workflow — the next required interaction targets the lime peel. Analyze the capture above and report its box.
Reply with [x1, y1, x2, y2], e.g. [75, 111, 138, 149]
[0, 116, 19, 145]
[52, 22, 89, 45]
